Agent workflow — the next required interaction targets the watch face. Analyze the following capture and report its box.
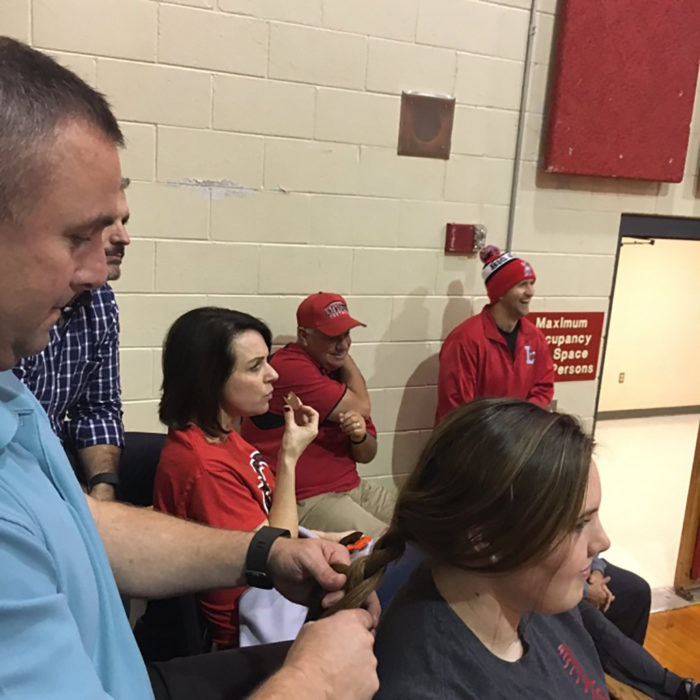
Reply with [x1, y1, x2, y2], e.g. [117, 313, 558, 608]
[246, 570, 273, 590]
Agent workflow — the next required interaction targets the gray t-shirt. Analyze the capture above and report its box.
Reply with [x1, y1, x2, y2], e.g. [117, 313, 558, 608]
[374, 564, 610, 700]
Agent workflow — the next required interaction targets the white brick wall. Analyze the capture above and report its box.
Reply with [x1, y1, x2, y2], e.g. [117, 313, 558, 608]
[445, 155, 513, 205]
[157, 127, 264, 183]
[119, 123, 156, 180]
[366, 39, 457, 95]
[263, 139, 360, 194]
[213, 75, 316, 137]
[323, 0, 419, 42]
[309, 196, 400, 247]
[452, 106, 519, 159]
[97, 60, 212, 128]
[259, 245, 354, 294]
[158, 6, 268, 75]
[34, 0, 157, 61]
[0, 0, 30, 42]
[116, 240, 156, 293]
[218, 0, 322, 25]
[416, 0, 529, 60]
[7, 0, 698, 490]
[126, 182, 210, 241]
[455, 54, 524, 110]
[46, 50, 96, 85]
[315, 89, 399, 147]
[154, 241, 260, 293]
[211, 192, 311, 244]
[269, 24, 367, 89]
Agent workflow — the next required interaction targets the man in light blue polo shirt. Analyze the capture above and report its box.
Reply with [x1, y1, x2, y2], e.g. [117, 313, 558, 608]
[0, 373, 152, 696]
[0, 37, 379, 700]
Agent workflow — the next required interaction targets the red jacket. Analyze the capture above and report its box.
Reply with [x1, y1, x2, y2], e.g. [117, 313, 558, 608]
[436, 306, 554, 424]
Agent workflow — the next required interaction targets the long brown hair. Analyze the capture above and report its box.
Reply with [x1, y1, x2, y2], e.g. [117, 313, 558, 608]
[327, 398, 593, 615]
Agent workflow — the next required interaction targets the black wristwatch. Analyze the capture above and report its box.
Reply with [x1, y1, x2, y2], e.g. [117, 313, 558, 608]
[87, 472, 119, 492]
[245, 526, 291, 589]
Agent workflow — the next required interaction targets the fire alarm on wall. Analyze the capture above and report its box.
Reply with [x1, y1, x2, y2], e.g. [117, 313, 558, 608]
[445, 223, 487, 255]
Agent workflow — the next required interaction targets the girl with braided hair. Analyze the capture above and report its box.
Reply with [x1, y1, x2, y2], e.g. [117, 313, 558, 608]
[327, 398, 695, 699]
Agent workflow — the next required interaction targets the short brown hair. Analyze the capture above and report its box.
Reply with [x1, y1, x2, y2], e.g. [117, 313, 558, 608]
[0, 37, 123, 223]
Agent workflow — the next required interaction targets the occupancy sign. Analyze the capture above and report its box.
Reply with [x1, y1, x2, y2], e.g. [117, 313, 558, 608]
[527, 312, 605, 382]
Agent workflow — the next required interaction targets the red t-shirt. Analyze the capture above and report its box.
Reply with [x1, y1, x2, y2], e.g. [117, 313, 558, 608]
[153, 424, 275, 648]
[241, 343, 376, 500]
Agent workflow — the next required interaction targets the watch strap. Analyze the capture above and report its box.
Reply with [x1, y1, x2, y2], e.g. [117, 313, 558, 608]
[87, 471, 119, 492]
[245, 526, 291, 589]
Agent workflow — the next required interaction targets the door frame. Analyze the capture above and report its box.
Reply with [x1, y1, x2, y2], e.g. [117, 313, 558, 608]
[594, 213, 700, 593]
[675, 423, 700, 592]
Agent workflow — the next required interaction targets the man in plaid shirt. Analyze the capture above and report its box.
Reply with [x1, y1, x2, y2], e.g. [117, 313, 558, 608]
[13, 179, 131, 500]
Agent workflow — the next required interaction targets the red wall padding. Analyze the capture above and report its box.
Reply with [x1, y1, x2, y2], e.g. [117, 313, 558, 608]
[545, 0, 700, 182]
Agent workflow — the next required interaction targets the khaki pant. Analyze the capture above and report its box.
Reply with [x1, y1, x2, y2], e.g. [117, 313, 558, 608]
[297, 480, 396, 539]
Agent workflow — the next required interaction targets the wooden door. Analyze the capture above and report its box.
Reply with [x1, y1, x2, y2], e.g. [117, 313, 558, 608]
[674, 421, 700, 593]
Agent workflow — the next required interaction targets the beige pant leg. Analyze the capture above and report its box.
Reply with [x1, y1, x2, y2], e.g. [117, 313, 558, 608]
[297, 487, 389, 538]
[346, 480, 396, 525]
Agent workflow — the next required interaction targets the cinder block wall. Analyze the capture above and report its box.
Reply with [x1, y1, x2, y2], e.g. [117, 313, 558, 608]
[6, 0, 700, 490]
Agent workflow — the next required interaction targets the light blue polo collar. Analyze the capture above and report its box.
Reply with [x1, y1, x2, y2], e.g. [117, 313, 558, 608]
[0, 374, 23, 452]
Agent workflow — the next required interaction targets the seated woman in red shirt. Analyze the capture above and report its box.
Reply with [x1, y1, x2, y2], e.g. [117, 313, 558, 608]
[153, 307, 319, 649]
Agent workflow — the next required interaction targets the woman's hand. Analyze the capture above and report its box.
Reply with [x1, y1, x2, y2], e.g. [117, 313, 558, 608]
[339, 410, 366, 443]
[280, 403, 319, 462]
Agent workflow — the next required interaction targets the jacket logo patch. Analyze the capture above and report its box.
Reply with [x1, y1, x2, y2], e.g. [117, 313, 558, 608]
[525, 345, 536, 365]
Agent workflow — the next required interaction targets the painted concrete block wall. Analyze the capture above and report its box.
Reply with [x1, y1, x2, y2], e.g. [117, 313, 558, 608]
[7, 0, 700, 492]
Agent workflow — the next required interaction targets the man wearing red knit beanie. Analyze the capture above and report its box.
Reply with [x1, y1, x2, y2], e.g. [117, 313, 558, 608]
[435, 245, 554, 424]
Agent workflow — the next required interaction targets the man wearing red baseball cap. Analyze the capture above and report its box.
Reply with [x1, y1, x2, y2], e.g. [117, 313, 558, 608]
[242, 292, 394, 537]
[435, 245, 554, 424]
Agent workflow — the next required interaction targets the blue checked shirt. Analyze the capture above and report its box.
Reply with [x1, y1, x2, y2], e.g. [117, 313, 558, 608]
[13, 285, 125, 450]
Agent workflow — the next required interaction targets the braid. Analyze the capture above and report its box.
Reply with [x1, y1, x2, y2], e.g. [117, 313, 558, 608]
[322, 526, 406, 617]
